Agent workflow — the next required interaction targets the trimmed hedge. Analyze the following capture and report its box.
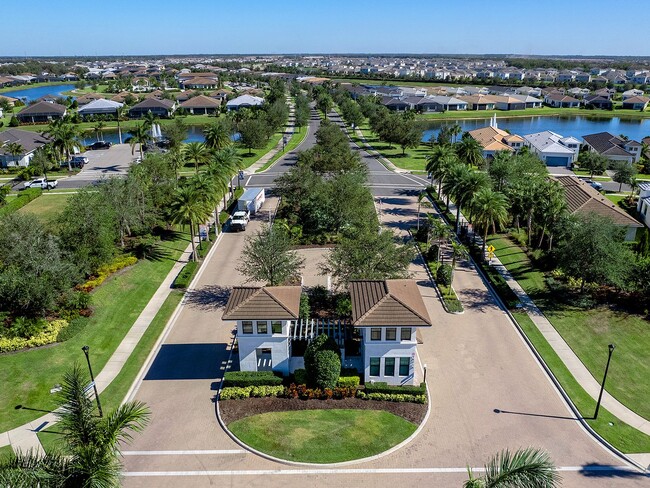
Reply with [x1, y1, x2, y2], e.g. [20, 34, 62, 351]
[357, 391, 427, 404]
[172, 261, 198, 289]
[436, 263, 452, 286]
[364, 381, 426, 396]
[337, 376, 361, 388]
[220, 385, 284, 400]
[283, 383, 358, 400]
[0, 187, 42, 218]
[293, 368, 308, 385]
[223, 371, 283, 387]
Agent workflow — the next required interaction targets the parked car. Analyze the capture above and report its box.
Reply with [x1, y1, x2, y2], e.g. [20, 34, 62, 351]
[582, 178, 603, 191]
[87, 141, 112, 150]
[70, 155, 88, 168]
[24, 178, 57, 190]
[230, 210, 250, 231]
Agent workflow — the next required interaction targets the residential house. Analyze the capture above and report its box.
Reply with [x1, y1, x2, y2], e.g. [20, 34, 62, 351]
[0, 128, 50, 167]
[226, 94, 264, 111]
[221, 279, 432, 386]
[467, 118, 523, 158]
[180, 76, 219, 90]
[491, 95, 526, 111]
[637, 182, 650, 229]
[382, 97, 411, 112]
[511, 94, 543, 108]
[179, 94, 222, 114]
[621, 96, 649, 111]
[567, 87, 590, 99]
[128, 98, 176, 118]
[0, 94, 18, 107]
[584, 94, 613, 110]
[77, 99, 124, 118]
[544, 93, 581, 108]
[582, 132, 642, 164]
[555, 176, 642, 241]
[622, 89, 644, 100]
[523, 131, 580, 168]
[427, 95, 467, 111]
[16, 101, 66, 123]
[458, 94, 496, 111]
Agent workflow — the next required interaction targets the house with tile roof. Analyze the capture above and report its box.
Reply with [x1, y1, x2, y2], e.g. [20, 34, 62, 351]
[467, 118, 524, 158]
[222, 280, 432, 385]
[554, 176, 642, 241]
[225, 94, 264, 111]
[179, 94, 222, 114]
[523, 131, 580, 168]
[621, 96, 649, 111]
[128, 98, 176, 118]
[582, 132, 642, 164]
[16, 101, 66, 123]
[544, 93, 581, 108]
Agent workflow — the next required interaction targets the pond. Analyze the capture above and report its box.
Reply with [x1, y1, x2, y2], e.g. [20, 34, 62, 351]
[2, 84, 76, 102]
[420, 115, 650, 143]
[81, 126, 241, 146]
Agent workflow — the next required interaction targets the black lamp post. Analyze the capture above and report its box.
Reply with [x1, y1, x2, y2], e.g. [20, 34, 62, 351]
[81, 345, 103, 417]
[594, 343, 615, 420]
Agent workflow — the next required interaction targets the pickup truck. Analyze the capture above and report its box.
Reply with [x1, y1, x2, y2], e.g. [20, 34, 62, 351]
[24, 178, 58, 190]
[230, 210, 250, 231]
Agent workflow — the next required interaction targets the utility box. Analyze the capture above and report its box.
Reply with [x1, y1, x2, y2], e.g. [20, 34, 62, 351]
[237, 187, 265, 214]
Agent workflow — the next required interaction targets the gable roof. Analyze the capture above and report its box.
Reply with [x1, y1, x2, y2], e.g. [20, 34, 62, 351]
[77, 98, 123, 113]
[582, 132, 636, 158]
[129, 98, 175, 110]
[467, 126, 515, 153]
[222, 286, 301, 320]
[349, 280, 432, 327]
[554, 176, 642, 228]
[524, 130, 575, 155]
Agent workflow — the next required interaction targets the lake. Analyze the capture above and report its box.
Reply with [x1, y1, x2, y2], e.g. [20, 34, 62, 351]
[2, 84, 76, 102]
[81, 126, 241, 146]
[420, 116, 650, 143]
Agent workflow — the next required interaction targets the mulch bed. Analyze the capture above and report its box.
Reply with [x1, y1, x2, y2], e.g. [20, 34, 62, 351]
[219, 397, 427, 425]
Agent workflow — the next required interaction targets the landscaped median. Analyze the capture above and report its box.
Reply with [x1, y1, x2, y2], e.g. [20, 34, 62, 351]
[218, 370, 427, 463]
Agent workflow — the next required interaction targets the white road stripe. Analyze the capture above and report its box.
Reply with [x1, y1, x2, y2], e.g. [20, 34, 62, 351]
[123, 450, 246, 456]
[123, 466, 637, 477]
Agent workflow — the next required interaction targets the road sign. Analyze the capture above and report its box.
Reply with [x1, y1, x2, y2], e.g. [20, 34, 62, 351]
[238, 170, 244, 180]
[487, 245, 495, 253]
[488, 251, 495, 260]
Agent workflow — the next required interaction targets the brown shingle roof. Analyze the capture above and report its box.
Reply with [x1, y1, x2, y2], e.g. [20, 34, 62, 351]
[554, 176, 642, 228]
[18, 100, 66, 116]
[222, 286, 301, 320]
[180, 94, 222, 108]
[349, 280, 432, 327]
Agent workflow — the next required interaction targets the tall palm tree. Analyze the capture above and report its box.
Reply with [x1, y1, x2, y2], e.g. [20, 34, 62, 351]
[536, 180, 566, 251]
[45, 121, 82, 171]
[115, 105, 127, 144]
[471, 187, 510, 255]
[206, 157, 236, 231]
[3, 142, 25, 165]
[464, 447, 561, 488]
[450, 122, 462, 143]
[449, 241, 469, 294]
[93, 120, 105, 142]
[416, 191, 427, 231]
[203, 120, 232, 151]
[426, 145, 457, 198]
[183, 141, 209, 174]
[128, 123, 151, 160]
[426, 215, 451, 263]
[142, 110, 158, 130]
[442, 163, 489, 233]
[214, 145, 243, 191]
[0, 364, 150, 487]
[168, 184, 210, 261]
[456, 135, 485, 168]
[190, 173, 219, 243]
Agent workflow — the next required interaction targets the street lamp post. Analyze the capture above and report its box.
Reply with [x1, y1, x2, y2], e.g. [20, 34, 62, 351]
[423, 364, 428, 384]
[593, 343, 615, 420]
[81, 345, 103, 417]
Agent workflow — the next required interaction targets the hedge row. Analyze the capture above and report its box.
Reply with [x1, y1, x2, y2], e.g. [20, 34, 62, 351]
[337, 376, 361, 388]
[0, 319, 68, 353]
[172, 261, 198, 289]
[364, 381, 426, 396]
[357, 391, 427, 404]
[0, 187, 42, 218]
[78, 255, 138, 292]
[220, 385, 284, 400]
[223, 371, 283, 387]
[284, 383, 358, 400]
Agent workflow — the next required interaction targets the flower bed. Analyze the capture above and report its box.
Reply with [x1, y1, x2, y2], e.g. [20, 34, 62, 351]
[78, 255, 138, 292]
[0, 319, 68, 353]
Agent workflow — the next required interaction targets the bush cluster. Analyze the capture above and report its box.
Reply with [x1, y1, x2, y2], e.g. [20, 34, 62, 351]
[293, 368, 308, 385]
[436, 264, 452, 286]
[0, 187, 42, 218]
[0, 319, 68, 353]
[78, 255, 138, 292]
[172, 261, 197, 289]
[223, 371, 283, 387]
[304, 334, 341, 389]
[219, 385, 285, 400]
[357, 391, 427, 404]
[283, 383, 358, 400]
[364, 381, 426, 396]
[337, 376, 361, 388]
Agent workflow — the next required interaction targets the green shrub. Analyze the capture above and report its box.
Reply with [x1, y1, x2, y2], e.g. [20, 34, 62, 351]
[283, 383, 357, 400]
[78, 255, 138, 292]
[9, 116, 19, 127]
[293, 368, 308, 385]
[357, 391, 426, 404]
[364, 381, 426, 396]
[312, 350, 341, 390]
[56, 316, 89, 342]
[436, 263, 452, 286]
[0, 187, 42, 218]
[0, 319, 68, 353]
[223, 371, 283, 387]
[196, 239, 213, 259]
[427, 244, 440, 262]
[219, 385, 284, 400]
[172, 261, 198, 289]
[299, 294, 310, 319]
[337, 376, 361, 388]
[334, 294, 352, 318]
[6, 316, 47, 339]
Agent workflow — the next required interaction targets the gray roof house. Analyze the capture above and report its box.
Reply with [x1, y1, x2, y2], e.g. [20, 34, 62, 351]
[77, 98, 124, 117]
[523, 131, 580, 168]
[226, 94, 264, 111]
[16, 101, 66, 123]
[0, 128, 50, 167]
[128, 98, 176, 118]
[582, 132, 642, 164]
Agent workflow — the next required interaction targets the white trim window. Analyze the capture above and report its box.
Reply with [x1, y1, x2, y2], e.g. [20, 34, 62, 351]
[385, 328, 397, 341]
[256, 321, 268, 334]
[242, 321, 253, 334]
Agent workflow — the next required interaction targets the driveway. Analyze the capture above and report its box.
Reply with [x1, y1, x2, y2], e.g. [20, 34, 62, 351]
[57, 143, 137, 188]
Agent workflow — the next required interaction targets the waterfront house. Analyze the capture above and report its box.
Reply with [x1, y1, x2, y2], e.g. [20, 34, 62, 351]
[523, 131, 580, 168]
[584, 94, 613, 110]
[554, 176, 642, 241]
[621, 96, 649, 111]
[544, 93, 581, 108]
[459, 94, 496, 111]
[77, 98, 124, 118]
[226, 94, 264, 111]
[16, 101, 66, 124]
[179, 94, 222, 114]
[622, 89, 644, 100]
[582, 132, 641, 164]
[128, 98, 176, 118]
[0, 128, 50, 167]
[467, 117, 523, 158]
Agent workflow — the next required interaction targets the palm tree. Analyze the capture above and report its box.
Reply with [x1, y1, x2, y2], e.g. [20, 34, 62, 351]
[450, 122, 462, 143]
[471, 187, 509, 255]
[93, 120, 105, 142]
[0, 364, 150, 487]
[142, 110, 157, 130]
[464, 447, 561, 488]
[169, 184, 210, 261]
[426, 145, 457, 198]
[426, 215, 451, 263]
[190, 173, 219, 243]
[3, 142, 25, 165]
[45, 121, 81, 171]
[183, 141, 209, 174]
[456, 135, 485, 168]
[416, 191, 427, 231]
[442, 163, 489, 233]
[115, 105, 127, 144]
[536, 180, 566, 250]
[128, 123, 151, 160]
[206, 156, 237, 232]
[449, 241, 469, 294]
[203, 120, 232, 151]
[214, 145, 243, 191]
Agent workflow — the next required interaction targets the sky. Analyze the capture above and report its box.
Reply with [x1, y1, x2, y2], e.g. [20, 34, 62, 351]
[2, 0, 649, 57]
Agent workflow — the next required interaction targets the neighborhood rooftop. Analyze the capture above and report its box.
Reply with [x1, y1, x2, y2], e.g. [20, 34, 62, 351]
[222, 286, 302, 320]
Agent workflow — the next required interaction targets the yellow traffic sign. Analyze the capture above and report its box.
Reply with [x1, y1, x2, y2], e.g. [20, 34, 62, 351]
[487, 245, 495, 253]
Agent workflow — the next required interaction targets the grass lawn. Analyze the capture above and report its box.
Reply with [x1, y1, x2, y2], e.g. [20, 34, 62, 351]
[571, 168, 611, 181]
[513, 312, 650, 453]
[605, 194, 627, 206]
[17, 193, 71, 224]
[257, 124, 309, 173]
[356, 124, 430, 171]
[0, 231, 189, 432]
[0, 81, 72, 94]
[0, 445, 13, 458]
[489, 236, 650, 423]
[414, 106, 650, 121]
[238, 131, 283, 169]
[228, 409, 416, 463]
[37, 290, 184, 452]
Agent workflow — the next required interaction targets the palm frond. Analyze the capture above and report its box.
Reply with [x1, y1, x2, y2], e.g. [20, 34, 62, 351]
[483, 447, 561, 488]
[99, 401, 151, 450]
[56, 363, 100, 449]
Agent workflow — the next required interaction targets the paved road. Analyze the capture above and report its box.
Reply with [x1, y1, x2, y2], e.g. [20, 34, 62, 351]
[121, 109, 647, 487]
[57, 143, 136, 189]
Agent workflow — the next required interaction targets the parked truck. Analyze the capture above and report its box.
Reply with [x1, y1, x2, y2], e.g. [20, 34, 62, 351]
[24, 178, 58, 190]
[237, 187, 265, 215]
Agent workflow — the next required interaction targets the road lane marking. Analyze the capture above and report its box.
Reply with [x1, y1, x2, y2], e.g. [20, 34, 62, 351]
[123, 450, 246, 456]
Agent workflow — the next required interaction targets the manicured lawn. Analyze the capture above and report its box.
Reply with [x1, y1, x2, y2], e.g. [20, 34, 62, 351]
[228, 409, 416, 463]
[37, 290, 184, 452]
[256, 124, 309, 173]
[604, 194, 626, 206]
[571, 168, 611, 181]
[0, 445, 13, 458]
[17, 193, 71, 224]
[357, 124, 430, 171]
[0, 231, 189, 432]
[238, 131, 283, 168]
[487, 236, 547, 298]
[513, 312, 650, 453]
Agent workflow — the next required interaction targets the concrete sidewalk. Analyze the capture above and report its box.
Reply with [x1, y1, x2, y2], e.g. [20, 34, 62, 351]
[245, 98, 296, 174]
